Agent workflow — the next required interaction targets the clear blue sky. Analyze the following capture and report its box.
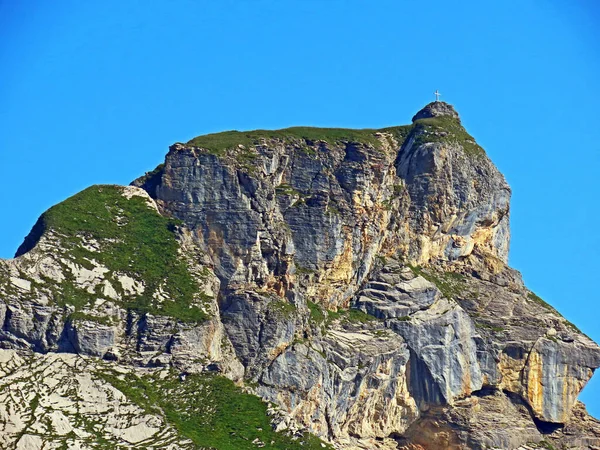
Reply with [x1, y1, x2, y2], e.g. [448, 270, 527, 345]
[1, 0, 599, 416]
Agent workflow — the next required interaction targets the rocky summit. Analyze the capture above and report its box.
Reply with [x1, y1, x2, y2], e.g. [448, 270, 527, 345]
[1, 102, 599, 450]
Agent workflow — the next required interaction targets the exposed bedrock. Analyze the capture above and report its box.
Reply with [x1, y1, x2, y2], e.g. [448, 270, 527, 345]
[1, 103, 598, 449]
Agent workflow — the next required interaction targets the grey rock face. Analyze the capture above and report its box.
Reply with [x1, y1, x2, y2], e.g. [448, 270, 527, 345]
[2, 103, 599, 449]
[522, 336, 600, 423]
[441, 257, 600, 427]
[355, 264, 483, 407]
[220, 290, 299, 377]
[257, 322, 418, 442]
[2, 301, 61, 351]
[0, 187, 242, 379]
[390, 299, 483, 407]
[355, 266, 439, 319]
[62, 318, 117, 357]
[143, 139, 399, 311]
[395, 137, 511, 263]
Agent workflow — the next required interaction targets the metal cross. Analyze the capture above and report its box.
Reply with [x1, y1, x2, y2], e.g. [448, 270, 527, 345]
[434, 90, 441, 102]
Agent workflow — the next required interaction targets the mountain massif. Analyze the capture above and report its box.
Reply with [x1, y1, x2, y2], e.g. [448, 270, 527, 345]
[1, 102, 599, 450]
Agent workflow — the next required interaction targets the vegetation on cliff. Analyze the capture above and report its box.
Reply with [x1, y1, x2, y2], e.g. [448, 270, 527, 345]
[412, 115, 485, 157]
[103, 370, 332, 450]
[183, 106, 480, 161]
[23, 185, 208, 322]
[185, 125, 412, 155]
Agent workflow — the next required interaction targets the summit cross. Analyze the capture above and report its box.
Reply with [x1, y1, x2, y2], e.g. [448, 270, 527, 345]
[434, 90, 441, 102]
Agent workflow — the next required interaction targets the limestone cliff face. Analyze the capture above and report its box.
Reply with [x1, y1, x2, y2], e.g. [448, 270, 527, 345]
[1, 102, 599, 450]
[395, 125, 511, 264]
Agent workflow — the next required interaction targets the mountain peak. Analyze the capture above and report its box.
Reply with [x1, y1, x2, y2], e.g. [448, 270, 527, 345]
[2, 102, 600, 450]
[412, 101, 460, 123]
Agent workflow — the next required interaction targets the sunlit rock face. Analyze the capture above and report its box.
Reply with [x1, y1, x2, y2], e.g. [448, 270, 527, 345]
[1, 103, 599, 450]
[142, 103, 510, 305]
[144, 138, 400, 311]
[395, 131, 511, 265]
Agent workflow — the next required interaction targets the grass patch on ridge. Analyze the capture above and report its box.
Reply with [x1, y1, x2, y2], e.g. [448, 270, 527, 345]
[407, 265, 467, 300]
[186, 125, 413, 155]
[307, 301, 377, 327]
[37, 185, 207, 323]
[102, 370, 332, 450]
[412, 116, 485, 157]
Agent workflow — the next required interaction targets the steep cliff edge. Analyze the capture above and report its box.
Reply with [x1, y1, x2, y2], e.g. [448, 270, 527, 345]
[1, 102, 599, 449]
